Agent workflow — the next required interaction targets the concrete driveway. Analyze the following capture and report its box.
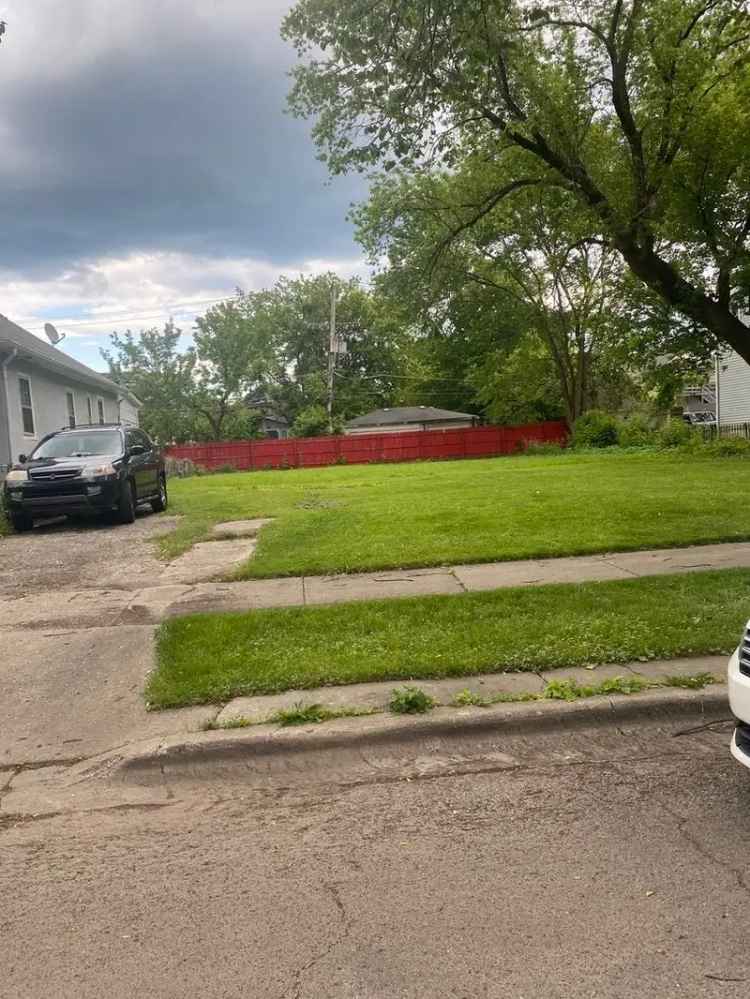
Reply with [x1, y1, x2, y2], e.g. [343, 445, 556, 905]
[0, 511, 174, 598]
[0, 513, 218, 768]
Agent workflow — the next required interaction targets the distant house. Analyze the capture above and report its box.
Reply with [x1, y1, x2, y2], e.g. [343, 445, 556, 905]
[345, 406, 480, 436]
[716, 350, 750, 426]
[681, 350, 750, 428]
[245, 398, 290, 439]
[0, 314, 141, 470]
[256, 412, 290, 440]
[681, 383, 716, 425]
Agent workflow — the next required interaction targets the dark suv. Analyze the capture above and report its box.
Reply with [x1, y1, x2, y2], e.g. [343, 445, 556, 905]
[2, 424, 167, 532]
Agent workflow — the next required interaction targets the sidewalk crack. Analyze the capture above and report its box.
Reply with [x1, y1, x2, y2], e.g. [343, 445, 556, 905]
[601, 557, 639, 578]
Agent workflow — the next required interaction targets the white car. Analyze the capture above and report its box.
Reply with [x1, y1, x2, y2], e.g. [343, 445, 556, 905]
[729, 621, 750, 768]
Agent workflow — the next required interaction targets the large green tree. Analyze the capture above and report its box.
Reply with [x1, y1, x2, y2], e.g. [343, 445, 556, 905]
[357, 166, 634, 424]
[101, 322, 197, 443]
[368, 245, 530, 418]
[237, 273, 407, 425]
[191, 299, 271, 439]
[284, 0, 750, 364]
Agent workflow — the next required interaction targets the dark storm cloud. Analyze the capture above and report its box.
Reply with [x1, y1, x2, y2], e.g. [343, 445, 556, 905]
[0, 1, 364, 274]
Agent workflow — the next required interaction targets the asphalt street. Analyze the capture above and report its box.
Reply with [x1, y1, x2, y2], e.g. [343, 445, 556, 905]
[2, 719, 749, 999]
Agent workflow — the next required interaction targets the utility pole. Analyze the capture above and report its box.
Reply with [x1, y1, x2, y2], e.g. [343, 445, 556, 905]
[327, 279, 337, 435]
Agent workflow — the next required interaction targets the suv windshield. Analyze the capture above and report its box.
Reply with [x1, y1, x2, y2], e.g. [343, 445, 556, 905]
[31, 431, 123, 460]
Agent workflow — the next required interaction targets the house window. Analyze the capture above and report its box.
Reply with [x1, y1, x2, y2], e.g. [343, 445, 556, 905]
[97, 398, 105, 424]
[66, 391, 76, 429]
[87, 397, 93, 423]
[18, 377, 35, 436]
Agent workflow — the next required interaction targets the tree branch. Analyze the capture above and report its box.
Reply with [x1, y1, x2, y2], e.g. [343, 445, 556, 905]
[429, 179, 548, 272]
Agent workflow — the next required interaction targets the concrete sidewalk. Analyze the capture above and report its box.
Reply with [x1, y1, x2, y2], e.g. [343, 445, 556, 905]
[3, 540, 750, 630]
[159, 540, 750, 618]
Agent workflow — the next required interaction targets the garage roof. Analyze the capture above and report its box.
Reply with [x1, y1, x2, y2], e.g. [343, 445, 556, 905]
[346, 406, 478, 428]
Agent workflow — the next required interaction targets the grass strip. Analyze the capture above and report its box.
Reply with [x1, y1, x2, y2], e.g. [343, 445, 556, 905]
[148, 568, 747, 709]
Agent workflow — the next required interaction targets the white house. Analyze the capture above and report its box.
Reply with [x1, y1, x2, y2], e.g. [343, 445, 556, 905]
[0, 313, 140, 470]
[716, 350, 750, 426]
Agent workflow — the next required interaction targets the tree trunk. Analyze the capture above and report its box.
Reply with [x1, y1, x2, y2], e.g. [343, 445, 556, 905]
[540, 323, 577, 428]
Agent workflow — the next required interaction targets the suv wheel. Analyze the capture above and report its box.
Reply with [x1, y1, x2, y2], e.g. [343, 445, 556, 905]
[151, 474, 168, 514]
[118, 479, 137, 524]
[10, 510, 34, 533]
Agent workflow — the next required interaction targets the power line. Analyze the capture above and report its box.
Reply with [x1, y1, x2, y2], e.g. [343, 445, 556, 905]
[27, 296, 233, 334]
[337, 370, 472, 385]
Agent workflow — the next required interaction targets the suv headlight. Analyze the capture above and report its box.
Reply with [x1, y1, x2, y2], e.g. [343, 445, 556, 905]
[5, 469, 28, 482]
[82, 462, 117, 480]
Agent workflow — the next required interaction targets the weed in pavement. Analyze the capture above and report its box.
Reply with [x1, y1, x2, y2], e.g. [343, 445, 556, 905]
[389, 686, 435, 714]
[452, 689, 490, 707]
[544, 675, 650, 702]
[661, 672, 718, 690]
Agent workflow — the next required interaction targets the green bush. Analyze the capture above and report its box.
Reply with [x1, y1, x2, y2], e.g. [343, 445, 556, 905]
[291, 405, 344, 438]
[658, 418, 697, 448]
[572, 410, 620, 449]
[618, 416, 656, 448]
[702, 436, 750, 458]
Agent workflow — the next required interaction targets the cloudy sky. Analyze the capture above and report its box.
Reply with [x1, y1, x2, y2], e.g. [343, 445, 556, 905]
[0, 0, 366, 367]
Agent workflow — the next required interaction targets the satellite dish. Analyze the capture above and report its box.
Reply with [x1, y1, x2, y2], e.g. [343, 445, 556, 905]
[44, 322, 65, 345]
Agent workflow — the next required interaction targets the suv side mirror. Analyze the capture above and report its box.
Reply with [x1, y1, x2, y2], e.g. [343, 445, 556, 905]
[18, 453, 27, 464]
[129, 444, 146, 457]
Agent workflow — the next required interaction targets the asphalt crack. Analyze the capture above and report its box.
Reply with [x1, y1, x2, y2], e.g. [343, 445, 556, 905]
[287, 882, 352, 999]
[659, 799, 750, 898]
[0, 767, 19, 816]
[0, 800, 176, 832]
[0, 754, 88, 774]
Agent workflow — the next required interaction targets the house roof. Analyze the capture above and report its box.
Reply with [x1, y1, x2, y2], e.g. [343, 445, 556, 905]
[0, 313, 140, 407]
[245, 398, 290, 427]
[258, 413, 290, 428]
[346, 406, 478, 428]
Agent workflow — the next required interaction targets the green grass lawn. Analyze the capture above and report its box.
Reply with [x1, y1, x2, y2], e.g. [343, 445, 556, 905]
[162, 451, 750, 578]
[147, 568, 749, 708]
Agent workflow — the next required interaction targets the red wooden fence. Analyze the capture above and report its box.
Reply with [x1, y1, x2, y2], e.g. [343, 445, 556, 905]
[165, 421, 568, 472]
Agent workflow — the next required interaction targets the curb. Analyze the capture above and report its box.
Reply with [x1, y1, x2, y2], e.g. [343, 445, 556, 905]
[119, 686, 732, 775]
